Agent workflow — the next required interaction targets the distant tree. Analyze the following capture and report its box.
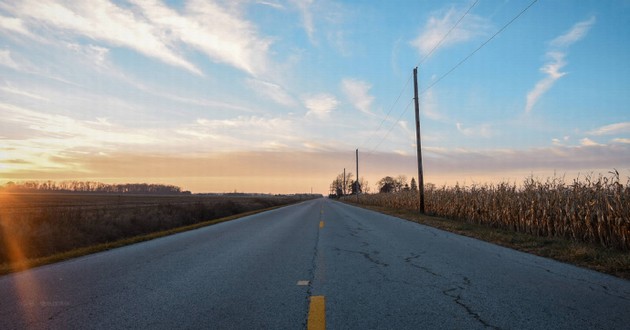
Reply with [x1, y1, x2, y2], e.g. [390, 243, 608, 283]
[377, 176, 396, 193]
[410, 178, 418, 191]
[330, 171, 354, 197]
[394, 175, 408, 192]
[358, 177, 369, 194]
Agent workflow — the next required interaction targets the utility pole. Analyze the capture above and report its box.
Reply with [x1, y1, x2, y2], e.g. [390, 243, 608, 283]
[343, 168, 346, 196]
[356, 148, 359, 202]
[413, 67, 425, 214]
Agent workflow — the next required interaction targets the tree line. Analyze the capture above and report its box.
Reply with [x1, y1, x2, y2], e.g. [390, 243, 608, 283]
[328, 172, 369, 198]
[0, 181, 189, 195]
[375, 175, 418, 193]
[329, 173, 418, 197]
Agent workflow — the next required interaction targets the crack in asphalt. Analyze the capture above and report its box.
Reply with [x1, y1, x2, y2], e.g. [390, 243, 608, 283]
[442, 286, 501, 330]
[333, 247, 389, 267]
[404, 253, 440, 277]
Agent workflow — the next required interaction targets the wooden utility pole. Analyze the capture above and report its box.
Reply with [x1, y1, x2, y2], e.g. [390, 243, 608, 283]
[355, 149, 359, 202]
[343, 168, 346, 196]
[413, 67, 425, 214]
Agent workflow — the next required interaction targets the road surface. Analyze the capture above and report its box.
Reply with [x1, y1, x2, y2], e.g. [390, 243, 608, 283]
[1, 198, 629, 329]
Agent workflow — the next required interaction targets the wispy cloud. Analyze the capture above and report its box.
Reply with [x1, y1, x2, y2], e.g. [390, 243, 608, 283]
[410, 5, 491, 56]
[0, 49, 20, 70]
[5, 0, 277, 77]
[0, 48, 77, 85]
[7, 0, 202, 75]
[580, 137, 602, 147]
[455, 122, 493, 138]
[289, 0, 316, 43]
[587, 122, 630, 136]
[0, 84, 49, 101]
[0, 102, 156, 148]
[550, 17, 597, 47]
[133, 0, 273, 77]
[179, 115, 297, 151]
[0, 15, 33, 37]
[304, 93, 338, 119]
[552, 136, 570, 146]
[255, 1, 285, 10]
[65, 43, 110, 67]
[525, 16, 596, 113]
[341, 78, 375, 115]
[246, 78, 296, 107]
[0, 101, 160, 173]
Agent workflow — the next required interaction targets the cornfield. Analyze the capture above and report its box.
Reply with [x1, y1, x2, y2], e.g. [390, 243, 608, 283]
[345, 173, 630, 251]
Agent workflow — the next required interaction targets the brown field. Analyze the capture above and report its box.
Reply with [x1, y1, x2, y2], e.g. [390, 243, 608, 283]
[0, 193, 312, 269]
[343, 173, 630, 251]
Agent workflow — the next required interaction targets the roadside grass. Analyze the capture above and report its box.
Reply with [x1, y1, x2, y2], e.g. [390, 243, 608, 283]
[0, 204, 290, 276]
[342, 201, 630, 280]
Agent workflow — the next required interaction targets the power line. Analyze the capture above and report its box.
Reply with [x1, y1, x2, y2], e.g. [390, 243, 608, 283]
[415, 0, 480, 68]
[363, 0, 538, 155]
[367, 98, 414, 155]
[361, 0, 480, 153]
[360, 73, 412, 149]
[420, 0, 538, 95]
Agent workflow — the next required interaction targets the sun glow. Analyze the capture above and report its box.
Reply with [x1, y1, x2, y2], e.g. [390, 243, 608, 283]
[0, 193, 45, 325]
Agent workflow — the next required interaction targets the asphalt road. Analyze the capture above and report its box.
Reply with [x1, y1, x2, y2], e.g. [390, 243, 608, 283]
[1, 198, 629, 329]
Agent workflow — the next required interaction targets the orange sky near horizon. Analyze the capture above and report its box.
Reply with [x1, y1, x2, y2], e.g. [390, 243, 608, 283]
[2, 149, 627, 195]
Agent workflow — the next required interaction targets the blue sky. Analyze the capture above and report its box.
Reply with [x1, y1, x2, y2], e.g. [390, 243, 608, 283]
[1, 0, 629, 193]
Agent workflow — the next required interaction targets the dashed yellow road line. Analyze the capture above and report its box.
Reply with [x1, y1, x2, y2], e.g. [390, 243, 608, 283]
[319, 220, 325, 228]
[307, 296, 325, 330]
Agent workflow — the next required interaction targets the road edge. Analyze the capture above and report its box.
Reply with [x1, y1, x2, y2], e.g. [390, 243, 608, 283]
[338, 200, 630, 280]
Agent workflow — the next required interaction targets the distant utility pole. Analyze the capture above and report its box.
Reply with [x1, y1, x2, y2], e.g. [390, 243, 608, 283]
[413, 67, 425, 214]
[356, 149, 359, 202]
[343, 168, 346, 196]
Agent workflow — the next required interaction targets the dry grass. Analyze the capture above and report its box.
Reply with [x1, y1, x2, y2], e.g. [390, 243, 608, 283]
[341, 173, 630, 279]
[345, 173, 630, 251]
[341, 202, 630, 279]
[0, 193, 310, 273]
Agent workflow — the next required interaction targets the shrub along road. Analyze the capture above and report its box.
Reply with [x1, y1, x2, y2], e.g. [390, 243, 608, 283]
[1, 198, 629, 329]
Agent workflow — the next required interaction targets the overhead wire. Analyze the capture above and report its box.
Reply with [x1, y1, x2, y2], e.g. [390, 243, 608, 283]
[415, 0, 480, 68]
[419, 0, 539, 95]
[359, 73, 412, 150]
[364, 0, 538, 156]
[369, 98, 414, 154]
[363, 0, 479, 156]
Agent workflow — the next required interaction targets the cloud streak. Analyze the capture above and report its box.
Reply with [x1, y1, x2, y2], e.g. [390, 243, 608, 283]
[410, 5, 491, 57]
[342, 78, 375, 115]
[455, 122, 493, 138]
[525, 16, 595, 113]
[4, 0, 276, 77]
[289, 0, 316, 43]
[132, 0, 273, 77]
[304, 93, 338, 119]
[0, 49, 20, 70]
[587, 122, 630, 136]
[246, 78, 296, 107]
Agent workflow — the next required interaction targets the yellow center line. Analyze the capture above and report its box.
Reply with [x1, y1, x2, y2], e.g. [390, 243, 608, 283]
[319, 220, 324, 228]
[307, 296, 325, 330]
